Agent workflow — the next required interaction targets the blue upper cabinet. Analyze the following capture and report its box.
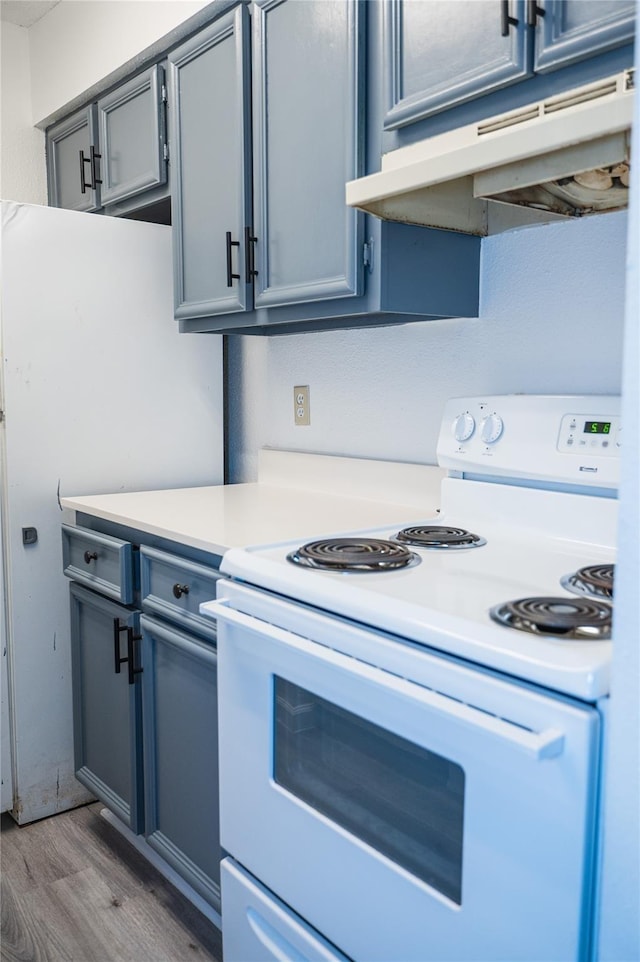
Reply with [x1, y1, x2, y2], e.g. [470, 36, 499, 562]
[47, 106, 101, 212]
[170, 0, 366, 330]
[174, 0, 482, 335]
[382, 0, 634, 149]
[383, 0, 531, 131]
[251, 0, 364, 310]
[533, 0, 636, 73]
[47, 66, 170, 218]
[168, 7, 253, 322]
[97, 65, 168, 208]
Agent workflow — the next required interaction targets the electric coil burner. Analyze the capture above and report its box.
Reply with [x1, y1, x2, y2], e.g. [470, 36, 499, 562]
[394, 525, 486, 549]
[561, 563, 615, 600]
[489, 596, 612, 639]
[287, 537, 420, 572]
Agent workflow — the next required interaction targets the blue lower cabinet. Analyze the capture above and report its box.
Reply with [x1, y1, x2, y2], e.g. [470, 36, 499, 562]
[141, 614, 221, 910]
[70, 582, 144, 834]
[65, 521, 223, 910]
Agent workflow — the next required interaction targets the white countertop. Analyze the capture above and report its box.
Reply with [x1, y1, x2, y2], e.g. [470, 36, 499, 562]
[61, 451, 444, 556]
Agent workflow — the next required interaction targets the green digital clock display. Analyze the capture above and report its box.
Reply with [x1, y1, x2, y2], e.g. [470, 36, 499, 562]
[584, 421, 611, 435]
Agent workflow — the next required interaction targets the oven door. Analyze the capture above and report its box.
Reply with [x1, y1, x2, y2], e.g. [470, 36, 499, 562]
[206, 580, 601, 962]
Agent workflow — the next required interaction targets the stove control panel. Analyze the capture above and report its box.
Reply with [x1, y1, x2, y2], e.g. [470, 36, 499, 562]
[557, 413, 621, 456]
[438, 395, 621, 488]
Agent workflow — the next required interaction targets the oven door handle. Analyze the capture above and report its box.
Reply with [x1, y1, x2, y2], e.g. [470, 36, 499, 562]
[208, 600, 566, 762]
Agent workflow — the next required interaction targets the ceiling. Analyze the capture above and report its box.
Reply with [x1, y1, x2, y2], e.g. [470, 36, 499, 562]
[0, 0, 60, 27]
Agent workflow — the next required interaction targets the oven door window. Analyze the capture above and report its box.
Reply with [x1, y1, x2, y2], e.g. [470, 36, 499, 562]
[274, 677, 465, 904]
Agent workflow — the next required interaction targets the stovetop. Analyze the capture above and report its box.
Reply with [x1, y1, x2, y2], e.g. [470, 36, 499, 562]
[219, 396, 620, 701]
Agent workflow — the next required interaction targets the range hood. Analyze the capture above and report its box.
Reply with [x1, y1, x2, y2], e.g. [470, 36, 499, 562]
[346, 70, 634, 236]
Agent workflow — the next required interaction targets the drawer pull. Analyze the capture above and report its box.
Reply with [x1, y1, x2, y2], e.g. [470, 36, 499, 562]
[79, 149, 92, 194]
[500, 0, 518, 35]
[90, 145, 102, 187]
[527, 0, 545, 26]
[226, 232, 240, 287]
[127, 629, 143, 686]
[84, 550, 98, 564]
[172, 583, 190, 599]
[113, 619, 129, 674]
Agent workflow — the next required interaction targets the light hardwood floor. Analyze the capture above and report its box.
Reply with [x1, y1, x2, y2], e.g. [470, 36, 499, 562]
[1, 802, 223, 962]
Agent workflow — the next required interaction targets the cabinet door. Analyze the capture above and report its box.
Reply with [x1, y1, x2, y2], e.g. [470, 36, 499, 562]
[252, 0, 364, 310]
[141, 616, 220, 909]
[169, 7, 253, 321]
[533, 0, 636, 73]
[97, 65, 168, 207]
[383, 0, 531, 130]
[47, 106, 101, 212]
[70, 583, 143, 833]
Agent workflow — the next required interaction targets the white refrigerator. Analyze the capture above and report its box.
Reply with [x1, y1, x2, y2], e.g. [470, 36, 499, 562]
[0, 201, 224, 823]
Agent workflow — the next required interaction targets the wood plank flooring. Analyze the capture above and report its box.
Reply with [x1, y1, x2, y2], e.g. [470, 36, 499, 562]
[1, 802, 223, 962]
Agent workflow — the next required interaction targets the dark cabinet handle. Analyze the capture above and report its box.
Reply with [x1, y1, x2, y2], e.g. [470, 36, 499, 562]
[90, 145, 102, 187]
[126, 629, 143, 686]
[172, 583, 190, 599]
[113, 619, 129, 674]
[79, 150, 92, 193]
[527, 0, 545, 27]
[226, 232, 241, 287]
[84, 550, 98, 564]
[500, 0, 518, 35]
[245, 227, 258, 283]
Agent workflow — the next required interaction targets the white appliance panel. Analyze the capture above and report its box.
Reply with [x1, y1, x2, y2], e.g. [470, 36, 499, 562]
[0, 201, 224, 821]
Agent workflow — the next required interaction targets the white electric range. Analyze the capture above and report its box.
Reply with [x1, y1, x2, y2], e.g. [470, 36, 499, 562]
[202, 395, 620, 962]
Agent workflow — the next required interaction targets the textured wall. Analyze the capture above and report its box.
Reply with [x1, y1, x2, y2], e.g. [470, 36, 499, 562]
[0, 22, 47, 204]
[226, 210, 628, 483]
[29, 1, 209, 124]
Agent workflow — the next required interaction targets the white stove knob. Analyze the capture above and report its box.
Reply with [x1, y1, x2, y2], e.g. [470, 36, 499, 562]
[480, 413, 504, 444]
[453, 412, 475, 442]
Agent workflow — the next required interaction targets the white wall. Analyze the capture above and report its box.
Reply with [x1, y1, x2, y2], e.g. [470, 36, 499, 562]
[29, 1, 210, 124]
[0, 22, 48, 204]
[226, 211, 628, 482]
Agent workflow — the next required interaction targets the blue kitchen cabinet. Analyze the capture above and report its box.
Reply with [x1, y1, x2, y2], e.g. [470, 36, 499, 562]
[250, 0, 363, 313]
[69, 582, 144, 834]
[168, 7, 253, 322]
[383, 0, 532, 131]
[63, 521, 224, 912]
[47, 106, 101, 213]
[173, 0, 481, 334]
[139, 545, 222, 910]
[382, 0, 635, 148]
[96, 64, 169, 210]
[140, 617, 220, 909]
[47, 65, 170, 219]
[533, 0, 636, 73]
[169, 0, 364, 332]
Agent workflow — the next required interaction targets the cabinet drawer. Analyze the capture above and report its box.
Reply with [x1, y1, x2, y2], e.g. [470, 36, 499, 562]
[62, 524, 135, 604]
[140, 546, 220, 640]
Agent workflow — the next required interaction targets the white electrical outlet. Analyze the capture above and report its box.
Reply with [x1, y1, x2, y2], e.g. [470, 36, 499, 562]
[294, 385, 310, 426]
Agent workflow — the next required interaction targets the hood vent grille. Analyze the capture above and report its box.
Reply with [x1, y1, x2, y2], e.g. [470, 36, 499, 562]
[477, 72, 633, 139]
[345, 70, 634, 236]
